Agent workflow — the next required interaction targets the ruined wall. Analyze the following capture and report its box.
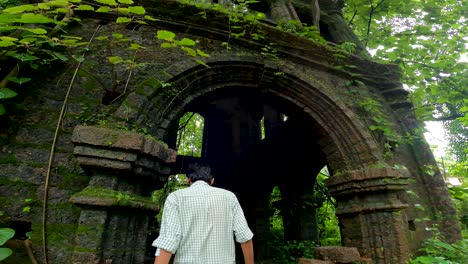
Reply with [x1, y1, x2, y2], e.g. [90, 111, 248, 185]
[0, 1, 461, 263]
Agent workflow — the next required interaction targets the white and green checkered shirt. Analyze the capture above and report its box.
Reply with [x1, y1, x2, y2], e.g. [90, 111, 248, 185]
[152, 181, 253, 264]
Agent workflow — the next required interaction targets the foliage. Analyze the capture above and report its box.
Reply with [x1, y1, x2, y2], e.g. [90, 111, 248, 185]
[343, 0, 467, 163]
[176, 112, 204, 157]
[0, 227, 15, 261]
[0, 0, 209, 116]
[269, 234, 316, 264]
[409, 236, 468, 264]
[315, 167, 341, 246]
[276, 19, 326, 44]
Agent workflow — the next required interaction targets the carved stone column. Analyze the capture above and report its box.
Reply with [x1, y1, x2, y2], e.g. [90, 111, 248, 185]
[69, 125, 176, 264]
[326, 167, 411, 264]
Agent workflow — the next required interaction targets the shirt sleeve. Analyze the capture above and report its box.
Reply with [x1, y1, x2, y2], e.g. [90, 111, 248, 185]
[152, 194, 181, 254]
[232, 194, 254, 243]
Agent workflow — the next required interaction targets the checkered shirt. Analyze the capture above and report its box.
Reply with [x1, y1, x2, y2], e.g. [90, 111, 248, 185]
[152, 181, 253, 264]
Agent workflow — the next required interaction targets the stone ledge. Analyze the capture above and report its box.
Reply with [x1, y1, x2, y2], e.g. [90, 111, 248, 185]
[71, 125, 176, 178]
[72, 125, 176, 164]
[326, 167, 410, 196]
[69, 187, 159, 213]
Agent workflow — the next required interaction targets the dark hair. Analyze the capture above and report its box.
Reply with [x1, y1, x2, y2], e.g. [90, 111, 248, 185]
[187, 163, 212, 183]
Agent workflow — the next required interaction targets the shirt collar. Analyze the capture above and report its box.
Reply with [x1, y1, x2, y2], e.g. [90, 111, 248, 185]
[191, 180, 209, 187]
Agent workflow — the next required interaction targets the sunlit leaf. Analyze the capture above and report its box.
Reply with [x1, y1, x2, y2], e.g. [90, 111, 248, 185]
[0, 40, 15, 47]
[96, 0, 117, 6]
[181, 47, 196, 57]
[196, 49, 209, 57]
[22, 28, 47, 35]
[17, 13, 54, 24]
[157, 30, 175, 41]
[76, 5, 94, 11]
[128, 6, 145, 15]
[177, 38, 196, 46]
[108, 56, 123, 64]
[116, 17, 131, 23]
[0, 88, 17, 99]
[96, 6, 111, 12]
[3, 5, 37, 14]
[161, 42, 175, 48]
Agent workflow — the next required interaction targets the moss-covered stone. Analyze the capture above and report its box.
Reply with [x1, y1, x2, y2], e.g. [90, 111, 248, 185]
[70, 186, 159, 212]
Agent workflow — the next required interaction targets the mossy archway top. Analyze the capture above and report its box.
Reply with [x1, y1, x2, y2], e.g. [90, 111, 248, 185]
[116, 56, 385, 171]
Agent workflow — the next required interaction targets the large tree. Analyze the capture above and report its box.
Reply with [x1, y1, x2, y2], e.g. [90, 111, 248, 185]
[342, 0, 467, 175]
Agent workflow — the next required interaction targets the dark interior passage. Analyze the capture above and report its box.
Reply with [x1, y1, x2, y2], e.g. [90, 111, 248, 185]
[168, 87, 330, 262]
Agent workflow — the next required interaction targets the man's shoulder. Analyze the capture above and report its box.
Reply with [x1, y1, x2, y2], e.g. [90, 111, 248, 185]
[209, 186, 237, 198]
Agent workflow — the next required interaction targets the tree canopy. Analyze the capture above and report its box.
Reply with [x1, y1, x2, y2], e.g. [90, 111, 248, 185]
[342, 0, 467, 174]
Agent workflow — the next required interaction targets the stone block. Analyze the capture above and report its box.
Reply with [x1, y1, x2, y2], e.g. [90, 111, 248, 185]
[297, 258, 333, 264]
[314, 246, 361, 263]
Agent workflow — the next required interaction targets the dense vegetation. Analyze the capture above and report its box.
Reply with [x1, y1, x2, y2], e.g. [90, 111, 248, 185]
[0, 0, 466, 263]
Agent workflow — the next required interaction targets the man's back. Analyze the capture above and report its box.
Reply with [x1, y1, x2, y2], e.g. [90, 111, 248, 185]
[153, 181, 253, 264]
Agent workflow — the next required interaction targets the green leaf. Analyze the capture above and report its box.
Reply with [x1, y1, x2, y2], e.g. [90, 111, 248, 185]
[0, 88, 18, 99]
[161, 42, 175, 48]
[3, 4, 37, 14]
[76, 5, 94, 11]
[108, 56, 123, 64]
[19, 37, 37, 44]
[118, 0, 134, 3]
[0, 40, 15, 47]
[17, 13, 54, 24]
[8, 77, 31, 84]
[0, 248, 13, 261]
[112, 33, 124, 39]
[181, 47, 196, 57]
[72, 54, 84, 62]
[7, 52, 39, 62]
[0, 36, 18, 42]
[177, 38, 196, 46]
[117, 7, 129, 13]
[196, 49, 209, 57]
[45, 0, 70, 6]
[0, 13, 20, 24]
[96, 36, 108, 41]
[0, 228, 15, 245]
[116, 17, 131, 23]
[23, 28, 47, 35]
[144, 15, 158, 21]
[0, 104, 5, 115]
[96, 6, 111, 12]
[128, 6, 145, 15]
[196, 59, 209, 68]
[129, 43, 144, 50]
[96, 0, 117, 6]
[157, 30, 175, 41]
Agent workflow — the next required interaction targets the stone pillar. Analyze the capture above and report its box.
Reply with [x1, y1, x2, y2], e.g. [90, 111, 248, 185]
[326, 167, 411, 264]
[69, 125, 176, 264]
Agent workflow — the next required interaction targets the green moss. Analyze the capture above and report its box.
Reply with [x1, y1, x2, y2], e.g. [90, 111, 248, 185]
[0, 153, 17, 164]
[30, 223, 78, 249]
[73, 186, 156, 211]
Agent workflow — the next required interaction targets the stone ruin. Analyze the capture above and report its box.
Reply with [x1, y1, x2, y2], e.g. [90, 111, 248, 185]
[0, 0, 461, 263]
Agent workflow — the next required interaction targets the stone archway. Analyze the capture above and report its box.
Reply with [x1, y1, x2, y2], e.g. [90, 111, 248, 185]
[114, 58, 412, 263]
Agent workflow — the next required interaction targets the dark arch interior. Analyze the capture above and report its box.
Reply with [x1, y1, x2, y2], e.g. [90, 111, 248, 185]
[163, 86, 337, 261]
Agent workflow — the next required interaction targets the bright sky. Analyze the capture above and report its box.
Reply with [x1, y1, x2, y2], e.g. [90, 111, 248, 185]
[424, 121, 448, 158]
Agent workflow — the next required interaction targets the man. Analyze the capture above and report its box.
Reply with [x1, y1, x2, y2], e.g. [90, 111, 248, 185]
[153, 163, 254, 264]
